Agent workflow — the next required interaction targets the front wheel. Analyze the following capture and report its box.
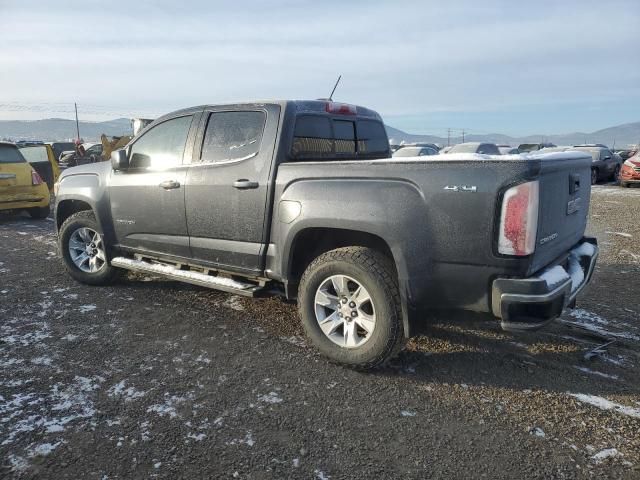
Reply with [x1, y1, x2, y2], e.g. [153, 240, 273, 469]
[298, 247, 405, 369]
[58, 211, 121, 285]
[591, 168, 598, 185]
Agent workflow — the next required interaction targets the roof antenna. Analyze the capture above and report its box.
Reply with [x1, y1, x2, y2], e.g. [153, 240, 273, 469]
[328, 75, 342, 101]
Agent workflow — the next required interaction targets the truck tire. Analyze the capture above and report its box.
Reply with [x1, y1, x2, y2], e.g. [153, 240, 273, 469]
[28, 205, 50, 219]
[591, 168, 598, 185]
[58, 211, 121, 286]
[612, 165, 620, 182]
[298, 247, 405, 369]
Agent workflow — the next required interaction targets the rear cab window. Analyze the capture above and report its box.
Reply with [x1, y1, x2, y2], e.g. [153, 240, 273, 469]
[0, 144, 27, 164]
[289, 103, 389, 161]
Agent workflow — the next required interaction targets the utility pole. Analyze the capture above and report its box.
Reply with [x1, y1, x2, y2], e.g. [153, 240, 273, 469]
[74, 102, 80, 141]
[447, 128, 451, 147]
[462, 129, 466, 143]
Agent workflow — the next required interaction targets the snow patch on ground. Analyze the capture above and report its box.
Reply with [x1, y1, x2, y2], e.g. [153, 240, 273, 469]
[605, 231, 632, 238]
[222, 296, 245, 311]
[592, 448, 622, 463]
[29, 441, 61, 457]
[1, 376, 102, 447]
[574, 366, 619, 380]
[570, 393, 640, 419]
[562, 309, 640, 341]
[78, 304, 97, 313]
[228, 431, 255, 447]
[146, 393, 193, 418]
[108, 380, 146, 401]
[257, 392, 283, 404]
[529, 427, 546, 437]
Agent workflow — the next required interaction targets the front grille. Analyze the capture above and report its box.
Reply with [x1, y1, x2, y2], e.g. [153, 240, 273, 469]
[633, 166, 640, 173]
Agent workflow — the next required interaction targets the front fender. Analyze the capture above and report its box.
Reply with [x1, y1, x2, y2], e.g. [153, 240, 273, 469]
[55, 170, 115, 245]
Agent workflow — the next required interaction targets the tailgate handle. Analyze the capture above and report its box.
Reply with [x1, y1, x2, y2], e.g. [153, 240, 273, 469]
[569, 174, 580, 194]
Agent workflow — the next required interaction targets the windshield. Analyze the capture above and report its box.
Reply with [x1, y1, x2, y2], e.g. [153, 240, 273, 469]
[393, 147, 422, 157]
[448, 143, 480, 153]
[0, 145, 27, 164]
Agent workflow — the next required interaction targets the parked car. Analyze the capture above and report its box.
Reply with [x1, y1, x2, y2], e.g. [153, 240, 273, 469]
[392, 145, 439, 157]
[571, 145, 622, 184]
[60, 143, 104, 167]
[498, 145, 520, 155]
[46, 142, 76, 162]
[54, 100, 598, 369]
[17, 143, 61, 191]
[0, 142, 50, 219]
[518, 142, 556, 152]
[619, 151, 640, 187]
[446, 142, 501, 155]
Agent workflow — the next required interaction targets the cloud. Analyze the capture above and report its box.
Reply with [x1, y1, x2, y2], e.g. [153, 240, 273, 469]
[1, 0, 638, 132]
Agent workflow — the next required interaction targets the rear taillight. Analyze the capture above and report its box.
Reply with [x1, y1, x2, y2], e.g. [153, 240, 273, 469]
[325, 102, 357, 115]
[31, 170, 44, 186]
[498, 180, 539, 256]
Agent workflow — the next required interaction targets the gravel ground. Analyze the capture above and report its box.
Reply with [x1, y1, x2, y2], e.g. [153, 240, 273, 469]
[1, 184, 639, 479]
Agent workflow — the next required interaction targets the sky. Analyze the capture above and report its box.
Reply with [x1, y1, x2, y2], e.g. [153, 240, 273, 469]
[1, 0, 639, 136]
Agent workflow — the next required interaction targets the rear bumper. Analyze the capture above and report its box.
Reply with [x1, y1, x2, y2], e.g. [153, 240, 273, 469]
[491, 238, 598, 331]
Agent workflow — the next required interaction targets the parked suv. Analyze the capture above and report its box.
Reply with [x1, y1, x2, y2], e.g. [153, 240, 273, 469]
[55, 100, 598, 369]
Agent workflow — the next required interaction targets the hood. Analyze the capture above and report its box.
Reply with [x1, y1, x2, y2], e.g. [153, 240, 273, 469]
[60, 160, 112, 179]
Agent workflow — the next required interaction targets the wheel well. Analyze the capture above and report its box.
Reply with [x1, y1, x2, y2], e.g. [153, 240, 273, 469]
[289, 228, 395, 284]
[56, 200, 93, 229]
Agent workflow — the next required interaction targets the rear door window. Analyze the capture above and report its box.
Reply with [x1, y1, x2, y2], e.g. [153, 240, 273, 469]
[200, 111, 266, 164]
[0, 145, 27, 163]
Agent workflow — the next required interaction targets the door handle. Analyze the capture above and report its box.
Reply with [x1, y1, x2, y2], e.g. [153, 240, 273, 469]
[233, 179, 259, 190]
[159, 180, 181, 190]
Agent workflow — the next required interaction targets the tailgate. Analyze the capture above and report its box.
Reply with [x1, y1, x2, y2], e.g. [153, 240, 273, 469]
[529, 154, 592, 273]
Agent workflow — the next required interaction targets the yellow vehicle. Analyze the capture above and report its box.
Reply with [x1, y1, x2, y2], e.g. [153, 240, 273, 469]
[17, 143, 61, 192]
[0, 142, 50, 219]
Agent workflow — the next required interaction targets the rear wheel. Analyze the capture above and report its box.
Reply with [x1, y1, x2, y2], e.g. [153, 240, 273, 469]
[28, 205, 50, 219]
[58, 211, 121, 285]
[298, 247, 405, 369]
[591, 168, 598, 185]
[612, 165, 620, 182]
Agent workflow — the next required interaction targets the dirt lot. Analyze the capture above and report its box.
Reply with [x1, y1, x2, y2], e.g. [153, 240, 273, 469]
[1, 185, 639, 479]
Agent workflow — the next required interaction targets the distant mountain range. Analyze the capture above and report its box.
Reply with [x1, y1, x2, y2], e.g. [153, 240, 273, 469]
[0, 118, 133, 142]
[386, 122, 640, 149]
[1, 117, 639, 149]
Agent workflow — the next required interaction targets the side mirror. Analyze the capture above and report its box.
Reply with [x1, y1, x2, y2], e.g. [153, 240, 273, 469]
[111, 149, 129, 170]
[603, 155, 611, 160]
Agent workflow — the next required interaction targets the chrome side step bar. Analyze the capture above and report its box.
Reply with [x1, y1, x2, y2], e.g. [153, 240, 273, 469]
[111, 257, 264, 297]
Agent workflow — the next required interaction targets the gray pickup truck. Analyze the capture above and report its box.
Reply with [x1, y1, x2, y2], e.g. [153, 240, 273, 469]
[54, 100, 598, 369]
